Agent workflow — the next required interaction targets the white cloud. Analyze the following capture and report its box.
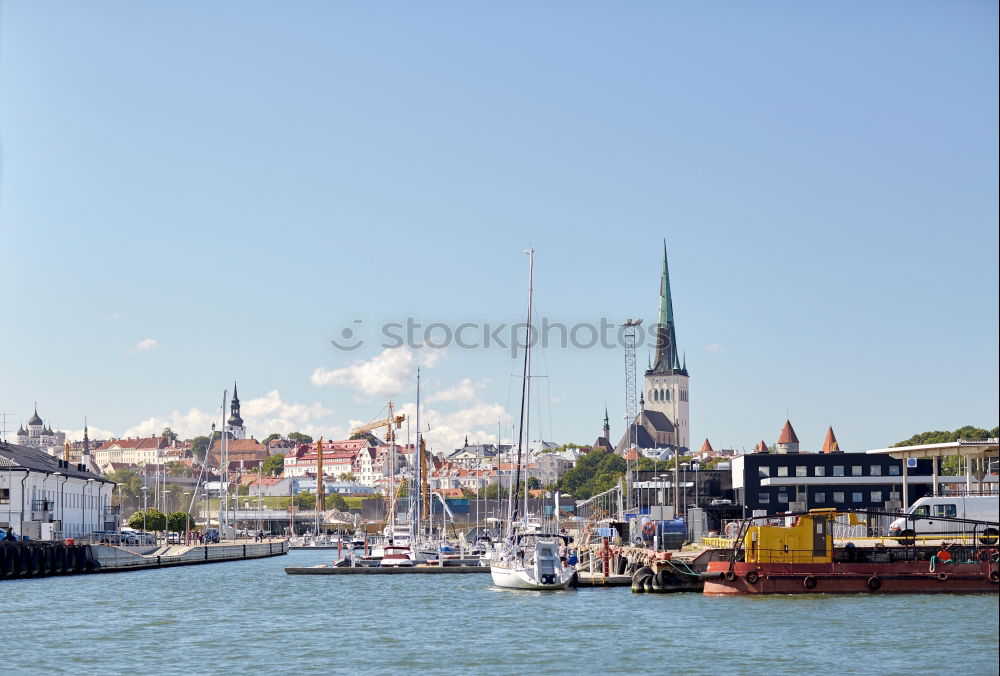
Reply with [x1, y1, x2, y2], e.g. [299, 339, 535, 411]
[116, 390, 338, 440]
[111, 312, 127, 321]
[65, 426, 116, 443]
[311, 347, 443, 398]
[705, 342, 724, 352]
[426, 378, 488, 404]
[135, 338, 158, 351]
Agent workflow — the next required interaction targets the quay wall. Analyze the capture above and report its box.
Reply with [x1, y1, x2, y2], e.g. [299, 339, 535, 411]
[92, 539, 289, 571]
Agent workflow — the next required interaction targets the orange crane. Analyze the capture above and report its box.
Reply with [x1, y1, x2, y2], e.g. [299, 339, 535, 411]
[351, 405, 406, 523]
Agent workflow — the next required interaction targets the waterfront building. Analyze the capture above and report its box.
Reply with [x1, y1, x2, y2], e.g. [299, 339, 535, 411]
[94, 434, 173, 470]
[617, 243, 690, 455]
[1, 440, 116, 539]
[731, 450, 933, 516]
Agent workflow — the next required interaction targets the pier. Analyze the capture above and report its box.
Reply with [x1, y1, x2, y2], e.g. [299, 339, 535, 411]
[1, 539, 289, 579]
[285, 564, 489, 575]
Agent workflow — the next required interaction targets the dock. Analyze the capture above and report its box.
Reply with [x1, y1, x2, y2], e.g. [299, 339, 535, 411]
[285, 564, 490, 575]
[1, 539, 289, 580]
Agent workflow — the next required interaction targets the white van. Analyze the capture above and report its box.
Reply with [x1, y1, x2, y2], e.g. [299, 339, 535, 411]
[888, 495, 999, 544]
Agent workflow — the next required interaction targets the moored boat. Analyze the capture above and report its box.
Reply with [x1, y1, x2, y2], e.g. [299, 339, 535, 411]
[704, 508, 1000, 595]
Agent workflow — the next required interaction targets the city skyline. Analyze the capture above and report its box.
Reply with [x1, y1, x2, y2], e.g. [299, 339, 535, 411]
[2, 3, 997, 454]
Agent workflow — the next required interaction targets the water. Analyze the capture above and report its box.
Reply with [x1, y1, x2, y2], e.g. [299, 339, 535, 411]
[3, 550, 997, 675]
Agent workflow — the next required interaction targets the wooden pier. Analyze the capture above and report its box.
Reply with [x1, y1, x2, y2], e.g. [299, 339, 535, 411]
[285, 564, 490, 575]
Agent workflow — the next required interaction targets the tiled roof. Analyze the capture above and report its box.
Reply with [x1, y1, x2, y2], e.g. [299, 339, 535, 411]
[777, 420, 799, 445]
[699, 439, 714, 454]
[821, 427, 839, 453]
[754, 440, 768, 453]
[0, 441, 110, 482]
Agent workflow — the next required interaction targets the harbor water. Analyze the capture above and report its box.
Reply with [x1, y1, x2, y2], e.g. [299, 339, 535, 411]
[3, 550, 997, 675]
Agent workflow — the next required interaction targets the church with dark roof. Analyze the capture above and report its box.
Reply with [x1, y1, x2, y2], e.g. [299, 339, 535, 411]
[613, 243, 690, 456]
[15, 404, 67, 451]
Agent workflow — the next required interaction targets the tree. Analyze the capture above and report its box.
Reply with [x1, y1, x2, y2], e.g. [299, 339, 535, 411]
[162, 427, 178, 443]
[165, 460, 192, 477]
[107, 468, 144, 514]
[166, 512, 195, 532]
[127, 508, 166, 532]
[338, 472, 356, 482]
[237, 483, 250, 496]
[262, 453, 285, 476]
[895, 425, 998, 475]
[527, 477, 541, 489]
[295, 490, 317, 510]
[349, 431, 381, 444]
[263, 433, 282, 446]
[557, 449, 626, 499]
[288, 432, 313, 444]
[327, 494, 348, 511]
[189, 436, 211, 461]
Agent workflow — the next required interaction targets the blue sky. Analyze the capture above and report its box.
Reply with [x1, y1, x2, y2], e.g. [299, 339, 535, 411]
[1, 2, 997, 453]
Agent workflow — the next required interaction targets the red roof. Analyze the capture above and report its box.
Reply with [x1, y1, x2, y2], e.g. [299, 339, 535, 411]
[821, 427, 839, 453]
[777, 420, 799, 445]
[699, 439, 714, 454]
[96, 436, 169, 451]
[754, 440, 768, 453]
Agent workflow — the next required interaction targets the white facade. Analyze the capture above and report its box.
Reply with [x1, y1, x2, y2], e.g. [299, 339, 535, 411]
[1, 448, 116, 540]
[644, 371, 690, 450]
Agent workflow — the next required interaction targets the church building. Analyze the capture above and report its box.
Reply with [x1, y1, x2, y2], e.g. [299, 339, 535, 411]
[615, 243, 690, 456]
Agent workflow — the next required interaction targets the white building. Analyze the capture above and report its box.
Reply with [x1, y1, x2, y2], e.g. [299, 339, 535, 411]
[1, 441, 116, 540]
[15, 405, 67, 453]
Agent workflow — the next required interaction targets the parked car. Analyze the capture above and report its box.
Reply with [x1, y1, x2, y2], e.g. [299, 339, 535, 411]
[166, 532, 181, 544]
[203, 528, 220, 544]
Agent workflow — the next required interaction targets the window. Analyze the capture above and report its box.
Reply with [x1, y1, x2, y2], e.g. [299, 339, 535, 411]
[777, 466, 789, 477]
[814, 492, 826, 503]
[833, 492, 845, 503]
[851, 466, 863, 477]
[852, 492, 863, 503]
[758, 466, 770, 478]
[870, 465, 882, 476]
[814, 466, 826, 477]
[833, 466, 845, 477]
[758, 493, 770, 504]
[0, 488, 9, 504]
[795, 466, 807, 477]
[934, 504, 957, 518]
[911, 505, 929, 516]
[777, 492, 789, 503]
[889, 466, 900, 476]
[871, 491, 883, 503]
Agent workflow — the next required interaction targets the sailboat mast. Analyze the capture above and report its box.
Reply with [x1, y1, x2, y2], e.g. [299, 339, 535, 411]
[522, 248, 534, 529]
[413, 368, 421, 542]
[511, 248, 534, 528]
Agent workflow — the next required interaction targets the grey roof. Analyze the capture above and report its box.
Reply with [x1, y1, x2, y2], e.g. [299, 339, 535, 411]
[0, 441, 111, 482]
[28, 408, 43, 426]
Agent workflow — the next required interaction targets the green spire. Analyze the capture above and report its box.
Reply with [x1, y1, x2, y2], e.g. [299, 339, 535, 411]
[658, 240, 675, 327]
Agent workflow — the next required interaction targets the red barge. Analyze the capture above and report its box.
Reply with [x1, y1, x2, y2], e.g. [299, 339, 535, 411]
[704, 509, 1000, 595]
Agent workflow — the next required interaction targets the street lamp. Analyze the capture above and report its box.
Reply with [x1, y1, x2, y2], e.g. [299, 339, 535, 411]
[691, 461, 700, 510]
[183, 492, 192, 544]
[141, 486, 150, 535]
[84, 478, 95, 537]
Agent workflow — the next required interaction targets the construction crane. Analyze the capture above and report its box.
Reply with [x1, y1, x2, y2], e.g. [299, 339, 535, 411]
[350, 405, 406, 525]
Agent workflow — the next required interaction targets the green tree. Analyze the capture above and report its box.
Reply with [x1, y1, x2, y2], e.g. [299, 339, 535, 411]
[262, 453, 285, 476]
[263, 433, 282, 446]
[527, 477, 541, 489]
[166, 512, 195, 532]
[895, 425, 998, 475]
[237, 483, 250, 496]
[288, 432, 313, 444]
[295, 490, 317, 510]
[107, 468, 144, 514]
[327, 494, 348, 510]
[557, 449, 626, 499]
[189, 436, 211, 461]
[349, 431, 381, 444]
[161, 427, 179, 443]
[338, 472, 356, 482]
[165, 460, 192, 477]
[127, 508, 166, 531]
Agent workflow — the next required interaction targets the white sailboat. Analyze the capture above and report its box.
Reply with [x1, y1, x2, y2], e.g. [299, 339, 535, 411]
[490, 249, 576, 591]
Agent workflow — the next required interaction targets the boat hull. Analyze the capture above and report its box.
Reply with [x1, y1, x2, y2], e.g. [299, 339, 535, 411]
[704, 561, 1000, 595]
[490, 564, 575, 590]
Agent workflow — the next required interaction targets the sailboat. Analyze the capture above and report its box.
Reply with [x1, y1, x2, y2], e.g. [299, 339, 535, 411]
[490, 249, 577, 591]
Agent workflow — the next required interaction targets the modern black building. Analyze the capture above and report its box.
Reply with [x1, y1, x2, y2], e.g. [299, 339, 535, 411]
[731, 451, 935, 516]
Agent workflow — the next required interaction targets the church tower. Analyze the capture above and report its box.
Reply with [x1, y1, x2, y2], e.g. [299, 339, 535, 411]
[225, 382, 247, 440]
[643, 242, 690, 451]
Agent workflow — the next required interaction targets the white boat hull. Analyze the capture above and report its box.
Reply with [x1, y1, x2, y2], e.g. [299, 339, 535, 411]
[490, 564, 575, 590]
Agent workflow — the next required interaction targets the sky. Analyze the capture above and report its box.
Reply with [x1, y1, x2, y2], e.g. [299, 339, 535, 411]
[1, 2, 997, 454]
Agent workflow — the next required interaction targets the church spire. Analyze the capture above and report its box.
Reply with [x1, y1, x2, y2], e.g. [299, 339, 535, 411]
[227, 382, 244, 428]
[650, 241, 685, 375]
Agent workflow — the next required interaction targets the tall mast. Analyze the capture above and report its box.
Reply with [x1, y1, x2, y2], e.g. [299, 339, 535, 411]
[413, 368, 421, 542]
[218, 389, 227, 536]
[511, 248, 534, 529]
[388, 402, 396, 531]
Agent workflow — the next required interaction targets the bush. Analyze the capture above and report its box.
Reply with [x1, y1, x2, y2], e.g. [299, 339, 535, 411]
[127, 508, 166, 531]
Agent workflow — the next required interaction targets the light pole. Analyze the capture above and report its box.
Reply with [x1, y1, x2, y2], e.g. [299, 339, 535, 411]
[83, 478, 95, 536]
[141, 486, 150, 535]
[183, 492, 192, 544]
[692, 461, 700, 511]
